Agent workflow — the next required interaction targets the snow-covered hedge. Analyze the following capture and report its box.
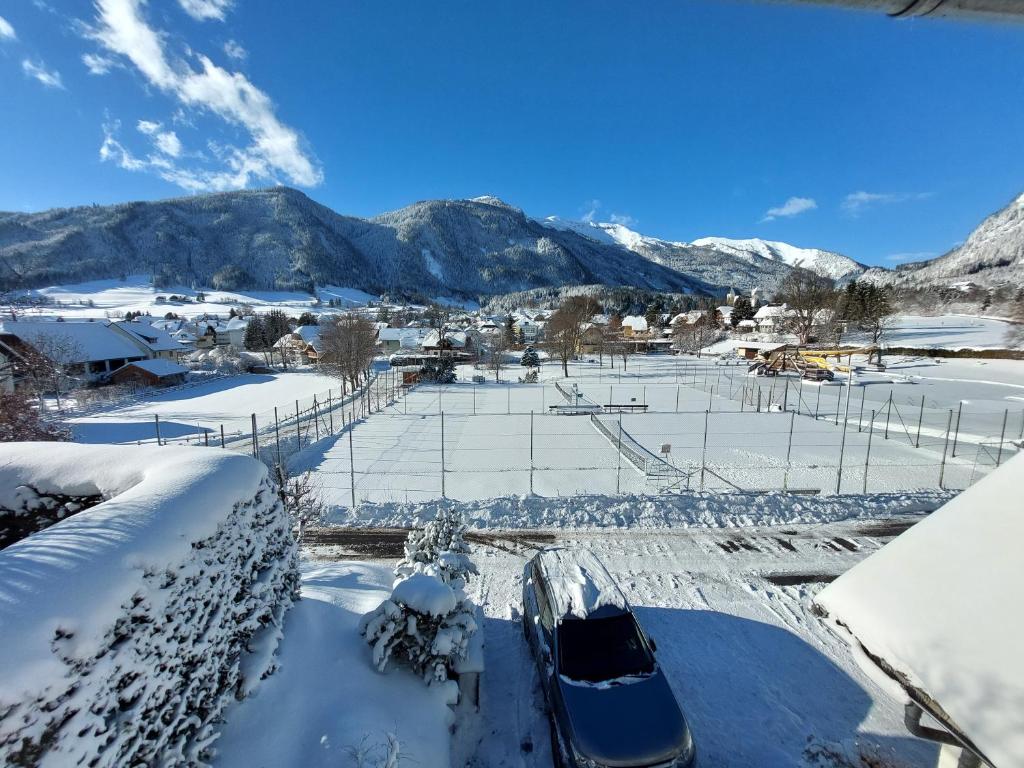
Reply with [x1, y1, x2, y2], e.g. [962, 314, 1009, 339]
[0, 484, 104, 549]
[0, 443, 299, 768]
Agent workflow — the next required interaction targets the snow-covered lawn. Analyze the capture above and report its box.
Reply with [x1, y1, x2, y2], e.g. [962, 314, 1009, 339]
[873, 314, 1018, 350]
[214, 561, 455, 768]
[68, 370, 345, 444]
[15, 275, 376, 319]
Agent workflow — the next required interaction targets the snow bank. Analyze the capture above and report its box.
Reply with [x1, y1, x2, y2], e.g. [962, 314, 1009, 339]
[325, 489, 953, 530]
[0, 443, 299, 767]
[815, 452, 1024, 767]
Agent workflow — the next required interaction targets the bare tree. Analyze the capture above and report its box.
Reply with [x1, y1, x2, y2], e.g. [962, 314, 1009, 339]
[17, 332, 83, 411]
[672, 312, 721, 355]
[1005, 298, 1024, 348]
[319, 314, 378, 393]
[543, 296, 599, 377]
[484, 332, 511, 383]
[777, 270, 838, 345]
[0, 391, 69, 442]
[606, 315, 631, 370]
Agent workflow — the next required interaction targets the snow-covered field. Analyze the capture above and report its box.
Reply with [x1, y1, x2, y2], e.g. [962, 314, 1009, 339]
[68, 370, 345, 444]
[13, 275, 377, 320]
[869, 314, 1018, 350]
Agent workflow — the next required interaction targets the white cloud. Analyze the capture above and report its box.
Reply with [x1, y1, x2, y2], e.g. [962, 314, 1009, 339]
[581, 199, 601, 223]
[22, 59, 65, 89]
[136, 119, 183, 157]
[609, 213, 637, 227]
[0, 15, 16, 41]
[82, 52, 119, 75]
[86, 0, 321, 191]
[761, 196, 816, 222]
[223, 39, 246, 61]
[177, 0, 232, 22]
[842, 190, 931, 216]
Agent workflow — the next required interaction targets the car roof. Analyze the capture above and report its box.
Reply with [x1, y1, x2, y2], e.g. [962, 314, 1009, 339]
[533, 547, 629, 620]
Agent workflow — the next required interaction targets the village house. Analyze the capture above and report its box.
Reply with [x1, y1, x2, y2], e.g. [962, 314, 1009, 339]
[114, 320, 188, 359]
[0, 319, 155, 381]
[110, 359, 189, 388]
[275, 325, 322, 365]
[621, 316, 649, 337]
[377, 327, 429, 355]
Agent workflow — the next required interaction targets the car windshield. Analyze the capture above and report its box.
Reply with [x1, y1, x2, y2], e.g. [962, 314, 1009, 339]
[557, 613, 655, 683]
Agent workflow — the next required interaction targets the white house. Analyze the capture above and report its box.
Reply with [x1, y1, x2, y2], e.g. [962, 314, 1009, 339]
[214, 317, 249, 349]
[115, 320, 188, 359]
[622, 316, 649, 336]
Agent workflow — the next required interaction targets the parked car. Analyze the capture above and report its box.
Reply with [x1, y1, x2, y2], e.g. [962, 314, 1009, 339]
[522, 547, 696, 767]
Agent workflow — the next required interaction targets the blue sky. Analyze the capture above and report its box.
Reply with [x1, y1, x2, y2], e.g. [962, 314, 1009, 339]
[2, 0, 1023, 267]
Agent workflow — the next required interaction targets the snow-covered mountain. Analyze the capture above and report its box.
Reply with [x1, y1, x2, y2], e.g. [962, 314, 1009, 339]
[861, 192, 1024, 290]
[0, 189, 705, 299]
[541, 217, 862, 287]
[690, 237, 865, 282]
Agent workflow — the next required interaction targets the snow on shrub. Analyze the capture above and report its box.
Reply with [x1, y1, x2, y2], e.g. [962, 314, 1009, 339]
[361, 508, 480, 686]
[0, 443, 300, 768]
[394, 506, 478, 587]
[359, 573, 477, 685]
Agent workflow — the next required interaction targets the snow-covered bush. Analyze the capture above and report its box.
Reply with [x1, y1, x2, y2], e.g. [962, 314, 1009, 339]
[361, 508, 480, 686]
[394, 506, 478, 587]
[186, 345, 249, 374]
[0, 444, 299, 768]
[359, 573, 477, 685]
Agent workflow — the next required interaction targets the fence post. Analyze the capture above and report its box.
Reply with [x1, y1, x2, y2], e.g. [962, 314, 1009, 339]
[783, 411, 795, 491]
[756, 387, 761, 413]
[863, 409, 876, 494]
[996, 408, 1009, 467]
[274, 406, 282, 465]
[220, 424, 225, 448]
[473, 385, 477, 415]
[814, 385, 822, 420]
[348, 417, 356, 509]
[883, 391, 893, 440]
[440, 411, 446, 499]
[250, 413, 258, 459]
[699, 410, 709, 491]
[313, 396, 320, 442]
[939, 409, 953, 490]
[295, 399, 301, 448]
[833, 384, 841, 426]
[951, 401, 963, 458]
[835, 376, 853, 494]
[328, 391, 334, 433]
[204, 429, 209, 447]
[616, 413, 623, 494]
[530, 410, 534, 495]
[675, 385, 680, 413]
[915, 394, 925, 448]
[782, 380, 789, 412]
[797, 375, 805, 416]
[858, 386, 866, 433]
[740, 382, 746, 413]
[154, 414, 162, 446]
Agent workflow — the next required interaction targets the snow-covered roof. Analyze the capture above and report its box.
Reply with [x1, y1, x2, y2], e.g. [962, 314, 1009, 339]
[114, 321, 183, 352]
[422, 330, 468, 348]
[814, 452, 1024, 767]
[293, 325, 320, 343]
[534, 547, 628, 620]
[753, 304, 791, 320]
[622, 315, 648, 332]
[224, 317, 249, 331]
[113, 358, 188, 377]
[378, 327, 425, 342]
[0, 320, 146, 364]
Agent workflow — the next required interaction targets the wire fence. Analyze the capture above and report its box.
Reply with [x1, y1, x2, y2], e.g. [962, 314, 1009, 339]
[115, 355, 1020, 509]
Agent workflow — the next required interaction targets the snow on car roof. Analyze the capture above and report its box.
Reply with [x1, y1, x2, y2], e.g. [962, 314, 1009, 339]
[535, 547, 627, 620]
[814, 451, 1024, 767]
